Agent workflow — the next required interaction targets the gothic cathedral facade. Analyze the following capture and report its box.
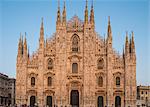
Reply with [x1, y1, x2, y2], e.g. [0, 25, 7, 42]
[16, 1, 136, 107]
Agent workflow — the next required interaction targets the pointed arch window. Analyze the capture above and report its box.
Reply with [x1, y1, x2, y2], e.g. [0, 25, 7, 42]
[116, 77, 120, 86]
[48, 58, 53, 70]
[72, 63, 78, 73]
[98, 76, 103, 87]
[31, 77, 35, 86]
[72, 34, 79, 52]
[48, 77, 52, 86]
[97, 58, 104, 69]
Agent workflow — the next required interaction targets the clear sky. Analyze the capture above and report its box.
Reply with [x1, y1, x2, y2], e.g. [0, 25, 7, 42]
[0, 0, 149, 85]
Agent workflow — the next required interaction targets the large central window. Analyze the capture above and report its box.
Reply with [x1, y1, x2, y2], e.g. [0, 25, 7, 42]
[47, 58, 53, 70]
[72, 63, 78, 73]
[31, 77, 35, 86]
[98, 76, 103, 87]
[97, 58, 104, 69]
[70, 90, 79, 106]
[72, 34, 79, 52]
[48, 77, 52, 86]
[116, 77, 120, 86]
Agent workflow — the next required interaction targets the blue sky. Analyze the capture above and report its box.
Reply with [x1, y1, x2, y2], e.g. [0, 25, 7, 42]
[0, 0, 149, 85]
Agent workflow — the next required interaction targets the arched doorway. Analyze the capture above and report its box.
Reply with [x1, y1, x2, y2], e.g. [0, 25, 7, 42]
[98, 96, 104, 107]
[70, 90, 79, 107]
[47, 96, 52, 107]
[115, 96, 121, 107]
[30, 96, 35, 107]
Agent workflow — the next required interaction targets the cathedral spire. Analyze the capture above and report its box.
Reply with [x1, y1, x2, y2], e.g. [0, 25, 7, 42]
[123, 45, 125, 58]
[90, 0, 95, 29]
[108, 16, 112, 37]
[129, 36, 132, 53]
[40, 17, 44, 38]
[27, 46, 30, 64]
[23, 32, 27, 58]
[56, 0, 61, 26]
[21, 35, 24, 55]
[62, 1, 66, 26]
[28, 46, 30, 59]
[107, 16, 112, 46]
[46, 38, 48, 49]
[39, 18, 44, 49]
[125, 31, 129, 55]
[84, 0, 88, 24]
[131, 31, 135, 53]
[18, 33, 23, 57]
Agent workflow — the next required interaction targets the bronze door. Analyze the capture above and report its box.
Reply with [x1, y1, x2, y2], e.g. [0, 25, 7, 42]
[30, 96, 35, 107]
[47, 96, 52, 107]
[115, 96, 121, 107]
[70, 90, 79, 107]
[98, 96, 104, 107]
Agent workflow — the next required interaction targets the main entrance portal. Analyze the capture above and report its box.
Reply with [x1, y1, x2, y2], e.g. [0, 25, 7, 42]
[115, 96, 121, 107]
[46, 96, 52, 107]
[30, 96, 35, 107]
[70, 90, 79, 107]
[98, 96, 104, 107]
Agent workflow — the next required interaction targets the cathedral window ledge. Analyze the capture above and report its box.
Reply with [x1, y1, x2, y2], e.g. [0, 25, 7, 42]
[27, 65, 38, 69]
[44, 86, 55, 90]
[69, 51, 82, 56]
[113, 87, 123, 90]
[68, 53, 82, 60]
[113, 66, 124, 69]
[95, 70, 106, 74]
[95, 89, 106, 94]
[28, 87, 37, 90]
[45, 53, 56, 57]
[44, 70, 55, 76]
[67, 73, 83, 79]
[96, 86, 105, 90]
